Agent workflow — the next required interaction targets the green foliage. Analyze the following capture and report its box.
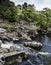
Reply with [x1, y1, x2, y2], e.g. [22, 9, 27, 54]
[0, 0, 51, 30]
[21, 5, 35, 22]
[34, 13, 47, 29]
[0, 0, 19, 22]
[40, 8, 51, 29]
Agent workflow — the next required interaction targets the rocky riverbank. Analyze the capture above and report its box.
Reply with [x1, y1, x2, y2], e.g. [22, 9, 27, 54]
[0, 19, 51, 41]
[0, 20, 51, 65]
[0, 20, 43, 65]
[0, 20, 38, 41]
[0, 39, 42, 65]
[0, 20, 37, 64]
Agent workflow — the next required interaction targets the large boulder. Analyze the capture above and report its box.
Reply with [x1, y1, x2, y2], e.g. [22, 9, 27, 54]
[24, 41, 42, 50]
[0, 48, 8, 53]
[0, 51, 29, 65]
[0, 28, 6, 35]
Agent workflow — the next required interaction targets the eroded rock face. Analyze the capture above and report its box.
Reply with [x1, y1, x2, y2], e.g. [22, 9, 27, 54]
[24, 41, 42, 50]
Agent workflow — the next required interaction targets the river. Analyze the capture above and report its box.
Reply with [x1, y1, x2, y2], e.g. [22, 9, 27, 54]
[19, 35, 51, 65]
[4, 35, 51, 65]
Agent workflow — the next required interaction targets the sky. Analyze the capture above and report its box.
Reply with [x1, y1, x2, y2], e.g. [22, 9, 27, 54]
[10, 0, 51, 10]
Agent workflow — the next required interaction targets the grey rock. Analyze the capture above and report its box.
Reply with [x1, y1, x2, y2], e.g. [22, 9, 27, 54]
[0, 48, 8, 53]
[24, 41, 42, 50]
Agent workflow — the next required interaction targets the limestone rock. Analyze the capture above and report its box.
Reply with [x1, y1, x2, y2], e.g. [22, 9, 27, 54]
[24, 41, 42, 50]
[0, 48, 8, 53]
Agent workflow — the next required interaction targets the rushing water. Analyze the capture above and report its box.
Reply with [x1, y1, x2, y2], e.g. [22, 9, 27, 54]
[4, 35, 51, 65]
[19, 35, 51, 65]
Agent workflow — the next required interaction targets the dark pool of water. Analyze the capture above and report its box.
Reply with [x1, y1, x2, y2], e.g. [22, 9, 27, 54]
[35, 35, 51, 53]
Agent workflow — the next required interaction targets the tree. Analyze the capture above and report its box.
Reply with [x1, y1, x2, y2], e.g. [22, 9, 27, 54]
[22, 3, 35, 22]
[0, 0, 19, 22]
[41, 8, 51, 29]
[35, 13, 47, 29]
[22, 2, 28, 9]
